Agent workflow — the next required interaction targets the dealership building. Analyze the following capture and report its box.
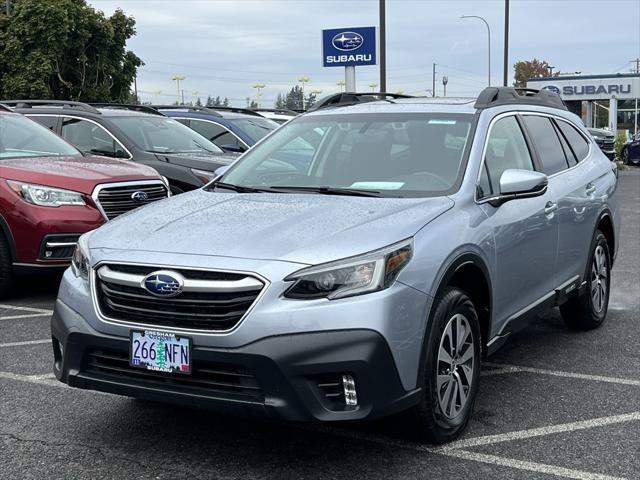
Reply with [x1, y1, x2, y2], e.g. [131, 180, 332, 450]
[527, 73, 640, 135]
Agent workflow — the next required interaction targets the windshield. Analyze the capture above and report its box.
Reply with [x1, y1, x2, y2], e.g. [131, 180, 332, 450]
[219, 112, 476, 197]
[110, 116, 224, 154]
[230, 117, 278, 142]
[0, 114, 81, 160]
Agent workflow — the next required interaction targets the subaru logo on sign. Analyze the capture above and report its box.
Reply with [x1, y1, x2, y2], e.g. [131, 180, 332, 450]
[142, 271, 184, 297]
[331, 31, 363, 51]
[131, 191, 149, 202]
[542, 85, 561, 95]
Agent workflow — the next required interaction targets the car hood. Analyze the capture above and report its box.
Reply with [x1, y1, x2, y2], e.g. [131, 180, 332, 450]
[152, 152, 238, 171]
[0, 155, 160, 194]
[588, 128, 614, 138]
[89, 189, 454, 265]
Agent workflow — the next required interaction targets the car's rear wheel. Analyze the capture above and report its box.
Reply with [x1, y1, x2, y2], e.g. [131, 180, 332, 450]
[0, 234, 14, 297]
[410, 287, 481, 443]
[560, 230, 610, 330]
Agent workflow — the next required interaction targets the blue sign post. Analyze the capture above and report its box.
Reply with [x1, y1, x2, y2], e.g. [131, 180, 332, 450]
[322, 26, 376, 91]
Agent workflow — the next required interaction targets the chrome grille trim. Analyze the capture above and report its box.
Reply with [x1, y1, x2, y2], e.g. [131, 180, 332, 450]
[92, 180, 169, 221]
[91, 261, 269, 336]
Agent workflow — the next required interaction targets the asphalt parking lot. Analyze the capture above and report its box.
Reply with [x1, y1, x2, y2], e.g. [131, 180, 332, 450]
[1, 171, 638, 480]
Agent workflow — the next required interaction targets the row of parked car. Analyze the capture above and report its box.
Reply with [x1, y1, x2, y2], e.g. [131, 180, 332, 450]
[0, 100, 297, 294]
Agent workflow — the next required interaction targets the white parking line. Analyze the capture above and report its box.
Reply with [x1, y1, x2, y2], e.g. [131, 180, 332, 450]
[440, 411, 640, 451]
[483, 362, 640, 387]
[0, 339, 50, 348]
[443, 449, 627, 480]
[0, 313, 50, 321]
[0, 304, 53, 314]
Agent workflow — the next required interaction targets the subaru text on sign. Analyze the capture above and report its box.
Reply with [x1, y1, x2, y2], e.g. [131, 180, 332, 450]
[322, 26, 376, 67]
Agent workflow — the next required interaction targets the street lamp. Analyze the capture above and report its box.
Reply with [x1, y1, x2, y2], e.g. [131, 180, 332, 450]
[369, 82, 379, 92]
[171, 75, 186, 104]
[298, 76, 310, 110]
[252, 83, 265, 108]
[336, 80, 346, 92]
[461, 15, 491, 86]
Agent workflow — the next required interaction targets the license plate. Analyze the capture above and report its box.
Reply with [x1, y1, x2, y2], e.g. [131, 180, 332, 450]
[130, 330, 191, 374]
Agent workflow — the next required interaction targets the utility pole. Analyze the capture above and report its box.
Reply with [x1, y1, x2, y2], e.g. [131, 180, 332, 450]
[171, 75, 185, 104]
[252, 83, 265, 107]
[503, 0, 510, 86]
[432, 63, 437, 97]
[379, 0, 386, 92]
[134, 75, 138, 104]
[442, 76, 448, 97]
[298, 76, 310, 110]
[631, 58, 640, 74]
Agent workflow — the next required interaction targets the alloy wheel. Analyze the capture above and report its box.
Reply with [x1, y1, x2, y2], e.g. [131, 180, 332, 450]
[591, 245, 608, 313]
[437, 313, 475, 419]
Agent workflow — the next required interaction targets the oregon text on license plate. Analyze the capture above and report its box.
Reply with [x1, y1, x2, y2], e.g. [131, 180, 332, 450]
[130, 330, 191, 374]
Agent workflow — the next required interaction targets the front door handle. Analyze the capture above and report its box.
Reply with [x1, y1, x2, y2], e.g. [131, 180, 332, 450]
[585, 184, 597, 196]
[544, 201, 558, 215]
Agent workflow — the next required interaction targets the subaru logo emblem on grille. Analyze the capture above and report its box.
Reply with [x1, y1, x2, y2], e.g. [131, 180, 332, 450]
[331, 31, 364, 51]
[142, 271, 184, 297]
[131, 191, 149, 202]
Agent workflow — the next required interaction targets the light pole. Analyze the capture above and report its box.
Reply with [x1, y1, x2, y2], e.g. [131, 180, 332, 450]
[503, 0, 510, 86]
[298, 76, 310, 110]
[379, 0, 386, 92]
[252, 83, 265, 108]
[171, 75, 185, 104]
[461, 15, 491, 86]
[336, 80, 346, 92]
[442, 76, 448, 97]
[369, 82, 379, 92]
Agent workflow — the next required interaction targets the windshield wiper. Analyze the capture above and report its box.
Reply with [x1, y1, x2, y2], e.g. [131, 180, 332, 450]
[268, 185, 386, 197]
[208, 181, 273, 193]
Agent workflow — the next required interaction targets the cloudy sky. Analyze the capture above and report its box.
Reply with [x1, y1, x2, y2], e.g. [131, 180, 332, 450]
[90, 0, 640, 107]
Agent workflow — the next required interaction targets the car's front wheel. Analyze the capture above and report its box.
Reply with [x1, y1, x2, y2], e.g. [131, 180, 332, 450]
[560, 230, 610, 330]
[410, 287, 481, 443]
[0, 234, 14, 297]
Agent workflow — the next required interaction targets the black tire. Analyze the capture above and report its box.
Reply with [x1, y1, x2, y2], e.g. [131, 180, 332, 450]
[622, 149, 629, 165]
[410, 287, 482, 443]
[560, 230, 610, 330]
[0, 233, 14, 298]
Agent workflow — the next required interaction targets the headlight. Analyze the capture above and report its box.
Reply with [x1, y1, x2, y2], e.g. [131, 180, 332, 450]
[71, 232, 92, 280]
[190, 168, 217, 185]
[284, 239, 413, 300]
[6, 180, 86, 207]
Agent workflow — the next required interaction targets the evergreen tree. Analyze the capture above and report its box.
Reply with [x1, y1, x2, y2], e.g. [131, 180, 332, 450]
[205, 95, 214, 107]
[195, 96, 202, 107]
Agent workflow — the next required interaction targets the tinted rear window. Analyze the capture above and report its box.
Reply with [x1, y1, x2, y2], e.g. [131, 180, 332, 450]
[556, 120, 590, 162]
[522, 115, 569, 175]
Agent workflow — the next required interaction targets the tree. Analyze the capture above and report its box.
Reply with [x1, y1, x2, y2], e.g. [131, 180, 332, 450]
[274, 93, 286, 109]
[222, 97, 229, 107]
[205, 95, 214, 107]
[0, 0, 143, 102]
[513, 59, 560, 88]
[195, 97, 202, 107]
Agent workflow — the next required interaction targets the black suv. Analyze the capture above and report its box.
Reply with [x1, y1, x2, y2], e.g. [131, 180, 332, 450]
[4, 101, 237, 193]
[587, 128, 616, 161]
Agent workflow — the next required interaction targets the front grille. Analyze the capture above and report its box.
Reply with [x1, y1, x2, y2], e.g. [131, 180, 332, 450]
[84, 348, 264, 402]
[95, 182, 168, 220]
[596, 138, 615, 151]
[95, 264, 264, 331]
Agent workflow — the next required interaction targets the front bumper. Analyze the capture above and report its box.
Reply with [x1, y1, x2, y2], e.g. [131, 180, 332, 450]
[51, 299, 422, 422]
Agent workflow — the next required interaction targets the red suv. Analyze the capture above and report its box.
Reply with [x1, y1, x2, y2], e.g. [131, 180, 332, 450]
[0, 108, 169, 295]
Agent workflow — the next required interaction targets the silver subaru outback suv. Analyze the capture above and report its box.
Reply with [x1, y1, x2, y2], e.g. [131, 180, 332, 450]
[52, 87, 619, 443]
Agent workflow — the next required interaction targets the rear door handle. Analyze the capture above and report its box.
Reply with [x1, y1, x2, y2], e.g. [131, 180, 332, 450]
[585, 184, 596, 196]
[544, 201, 558, 215]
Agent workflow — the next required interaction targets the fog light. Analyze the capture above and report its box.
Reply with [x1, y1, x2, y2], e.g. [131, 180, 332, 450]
[45, 250, 52, 258]
[342, 375, 358, 406]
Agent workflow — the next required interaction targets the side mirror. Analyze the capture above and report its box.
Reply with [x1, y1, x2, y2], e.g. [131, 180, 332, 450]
[489, 169, 548, 207]
[220, 143, 245, 153]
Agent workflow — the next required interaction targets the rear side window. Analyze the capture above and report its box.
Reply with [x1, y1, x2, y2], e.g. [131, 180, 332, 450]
[29, 115, 59, 131]
[556, 120, 590, 162]
[190, 120, 244, 150]
[61, 117, 128, 158]
[522, 115, 569, 175]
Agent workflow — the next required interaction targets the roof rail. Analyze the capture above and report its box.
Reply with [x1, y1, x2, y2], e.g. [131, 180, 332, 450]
[151, 105, 223, 117]
[204, 106, 264, 117]
[89, 103, 165, 116]
[250, 108, 298, 115]
[1, 99, 100, 114]
[474, 87, 567, 111]
[307, 92, 415, 112]
[0, 103, 13, 112]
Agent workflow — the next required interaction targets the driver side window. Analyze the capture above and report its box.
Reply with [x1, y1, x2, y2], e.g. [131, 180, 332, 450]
[478, 115, 534, 199]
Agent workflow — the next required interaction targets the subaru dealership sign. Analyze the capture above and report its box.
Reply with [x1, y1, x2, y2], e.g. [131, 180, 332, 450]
[528, 74, 640, 101]
[322, 27, 376, 67]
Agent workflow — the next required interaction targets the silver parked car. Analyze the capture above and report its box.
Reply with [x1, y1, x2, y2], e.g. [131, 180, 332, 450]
[52, 88, 619, 443]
